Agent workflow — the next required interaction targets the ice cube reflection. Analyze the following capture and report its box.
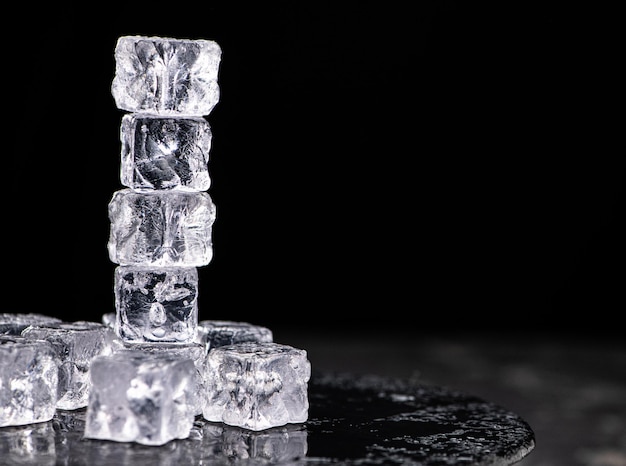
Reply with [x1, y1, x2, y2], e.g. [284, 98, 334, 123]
[0, 410, 307, 465]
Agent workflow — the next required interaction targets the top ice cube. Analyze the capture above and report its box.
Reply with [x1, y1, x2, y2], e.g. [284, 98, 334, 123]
[111, 36, 222, 116]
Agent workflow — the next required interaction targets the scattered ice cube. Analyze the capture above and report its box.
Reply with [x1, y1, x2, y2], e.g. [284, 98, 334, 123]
[84, 349, 197, 446]
[114, 266, 198, 344]
[203, 342, 311, 431]
[108, 188, 216, 267]
[120, 114, 212, 191]
[196, 320, 273, 352]
[0, 335, 59, 427]
[21, 321, 115, 410]
[111, 35, 222, 116]
[0, 313, 62, 335]
[113, 341, 207, 415]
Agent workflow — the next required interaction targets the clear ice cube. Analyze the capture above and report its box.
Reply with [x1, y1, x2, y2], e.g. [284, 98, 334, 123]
[0, 313, 62, 335]
[202, 342, 311, 431]
[196, 320, 273, 352]
[21, 321, 115, 410]
[114, 266, 198, 344]
[0, 335, 59, 427]
[120, 114, 212, 191]
[84, 349, 197, 446]
[111, 35, 222, 116]
[107, 189, 216, 267]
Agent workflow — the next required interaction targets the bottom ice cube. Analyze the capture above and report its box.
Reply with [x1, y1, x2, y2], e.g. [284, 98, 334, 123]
[84, 349, 197, 446]
[202, 342, 311, 431]
[0, 335, 59, 427]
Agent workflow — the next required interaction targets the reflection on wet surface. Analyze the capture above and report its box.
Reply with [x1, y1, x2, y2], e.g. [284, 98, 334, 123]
[0, 372, 534, 465]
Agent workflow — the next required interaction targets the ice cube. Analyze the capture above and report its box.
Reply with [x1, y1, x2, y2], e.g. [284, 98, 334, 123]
[114, 342, 206, 415]
[0, 313, 62, 335]
[114, 266, 198, 344]
[108, 189, 216, 267]
[21, 321, 115, 410]
[111, 35, 221, 116]
[196, 320, 273, 352]
[0, 335, 59, 427]
[84, 349, 197, 446]
[120, 114, 212, 191]
[202, 342, 311, 431]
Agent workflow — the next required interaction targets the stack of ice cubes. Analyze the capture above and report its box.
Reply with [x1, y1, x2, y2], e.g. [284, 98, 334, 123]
[83, 35, 222, 445]
[85, 35, 310, 445]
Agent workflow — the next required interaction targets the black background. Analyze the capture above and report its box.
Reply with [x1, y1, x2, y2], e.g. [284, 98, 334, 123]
[6, 2, 622, 337]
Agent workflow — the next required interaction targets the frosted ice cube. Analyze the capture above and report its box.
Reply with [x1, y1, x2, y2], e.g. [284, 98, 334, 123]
[120, 114, 212, 191]
[84, 349, 196, 446]
[111, 35, 221, 116]
[0, 335, 59, 427]
[203, 342, 311, 431]
[196, 320, 273, 352]
[21, 321, 115, 410]
[108, 189, 216, 267]
[0, 313, 62, 335]
[114, 342, 206, 415]
[114, 266, 198, 344]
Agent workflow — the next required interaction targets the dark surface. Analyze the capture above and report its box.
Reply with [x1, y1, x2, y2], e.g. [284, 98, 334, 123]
[275, 328, 626, 466]
[5, 2, 622, 336]
[0, 371, 535, 466]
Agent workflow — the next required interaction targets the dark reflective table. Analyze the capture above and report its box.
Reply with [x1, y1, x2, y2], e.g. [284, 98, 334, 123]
[0, 371, 534, 465]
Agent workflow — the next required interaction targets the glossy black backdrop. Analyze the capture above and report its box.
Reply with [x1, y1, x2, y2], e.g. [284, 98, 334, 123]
[6, 2, 622, 336]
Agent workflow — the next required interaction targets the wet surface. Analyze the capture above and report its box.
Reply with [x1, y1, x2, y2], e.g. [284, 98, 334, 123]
[0, 372, 534, 465]
[282, 330, 626, 466]
[305, 373, 534, 465]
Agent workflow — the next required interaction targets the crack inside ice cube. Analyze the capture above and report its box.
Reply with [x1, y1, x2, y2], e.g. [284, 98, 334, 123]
[121, 114, 212, 191]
